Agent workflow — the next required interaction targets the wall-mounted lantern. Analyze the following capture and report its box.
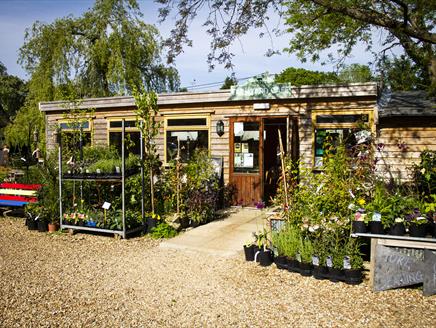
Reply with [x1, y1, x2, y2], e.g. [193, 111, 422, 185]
[216, 120, 225, 137]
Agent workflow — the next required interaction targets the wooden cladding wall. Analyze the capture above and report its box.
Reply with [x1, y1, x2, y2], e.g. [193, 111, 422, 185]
[43, 96, 377, 186]
[375, 126, 436, 181]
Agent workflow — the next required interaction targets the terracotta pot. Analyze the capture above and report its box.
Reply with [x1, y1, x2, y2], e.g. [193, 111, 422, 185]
[48, 223, 59, 233]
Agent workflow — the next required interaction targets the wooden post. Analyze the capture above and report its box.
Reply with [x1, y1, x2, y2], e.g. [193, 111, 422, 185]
[278, 129, 289, 210]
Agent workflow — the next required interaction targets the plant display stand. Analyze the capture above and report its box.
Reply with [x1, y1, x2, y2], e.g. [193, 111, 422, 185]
[58, 119, 145, 239]
[353, 233, 436, 296]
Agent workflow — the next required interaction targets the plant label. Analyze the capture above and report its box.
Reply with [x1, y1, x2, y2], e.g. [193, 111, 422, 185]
[372, 212, 381, 222]
[312, 256, 319, 266]
[326, 256, 333, 268]
[343, 256, 351, 270]
[102, 202, 111, 210]
[296, 253, 301, 262]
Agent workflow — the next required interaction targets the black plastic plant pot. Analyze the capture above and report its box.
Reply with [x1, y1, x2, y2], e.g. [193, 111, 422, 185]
[313, 266, 329, 280]
[274, 256, 288, 269]
[147, 217, 157, 233]
[27, 219, 38, 230]
[37, 220, 48, 232]
[328, 268, 345, 283]
[344, 269, 363, 285]
[243, 244, 255, 261]
[369, 221, 384, 235]
[389, 223, 406, 236]
[352, 221, 367, 233]
[299, 262, 313, 277]
[287, 259, 300, 273]
[258, 249, 273, 267]
[409, 223, 427, 238]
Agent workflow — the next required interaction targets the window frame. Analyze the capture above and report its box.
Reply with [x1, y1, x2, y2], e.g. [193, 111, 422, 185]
[164, 114, 211, 164]
[311, 110, 374, 168]
[57, 118, 93, 147]
[106, 116, 143, 155]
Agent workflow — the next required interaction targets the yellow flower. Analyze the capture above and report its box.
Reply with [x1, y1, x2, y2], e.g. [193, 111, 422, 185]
[357, 199, 366, 206]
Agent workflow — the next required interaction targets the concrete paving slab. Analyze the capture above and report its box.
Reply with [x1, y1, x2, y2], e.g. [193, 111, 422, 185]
[159, 208, 268, 257]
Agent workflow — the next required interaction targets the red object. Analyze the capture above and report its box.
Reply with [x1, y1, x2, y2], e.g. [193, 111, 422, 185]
[0, 183, 43, 190]
[0, 195, 38, 203]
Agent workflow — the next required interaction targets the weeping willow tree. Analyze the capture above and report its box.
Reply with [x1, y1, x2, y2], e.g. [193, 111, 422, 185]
[6, 0, 180, 150]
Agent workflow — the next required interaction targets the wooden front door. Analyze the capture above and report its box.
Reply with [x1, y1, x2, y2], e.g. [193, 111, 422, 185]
[229, 117, 263, 206]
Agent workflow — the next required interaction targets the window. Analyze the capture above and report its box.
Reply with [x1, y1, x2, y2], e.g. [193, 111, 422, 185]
[165, 116, 209, 163]
[312, 111, 373, 168]
[59, 120, 92, 153]
[107, 119, 141, 155]
[233, 121, 260, 173]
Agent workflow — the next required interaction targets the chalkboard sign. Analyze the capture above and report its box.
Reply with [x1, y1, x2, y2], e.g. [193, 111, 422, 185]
[374, 245, 424, 291]
[423, 250, 436, 296]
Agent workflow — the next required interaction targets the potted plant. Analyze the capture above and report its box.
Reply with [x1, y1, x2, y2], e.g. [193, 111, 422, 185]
[146, 212, 160, 233]
[280, 224, 301, 272]
[298, 236, 314, 276]
[243, 240, 256, 262]
[389, 217, 406, 236]
[351, 209, 367, 233]
[254, 230, 273, 266]
[343, 237, 364, 285]
[271, 230, 288, 269]
[407, 209, 428, 237]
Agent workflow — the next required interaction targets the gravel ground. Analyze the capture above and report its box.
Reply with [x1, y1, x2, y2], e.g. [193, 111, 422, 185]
[0, 217, 435, 328]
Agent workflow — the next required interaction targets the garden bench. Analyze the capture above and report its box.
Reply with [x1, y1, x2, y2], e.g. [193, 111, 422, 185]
[0, 183, 42, 216]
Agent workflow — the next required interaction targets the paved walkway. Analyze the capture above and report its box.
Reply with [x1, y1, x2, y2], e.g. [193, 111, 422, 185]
[159, 208, 268, 257]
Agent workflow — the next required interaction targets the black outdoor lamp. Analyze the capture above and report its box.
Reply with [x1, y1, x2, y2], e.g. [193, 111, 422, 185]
[216, 120, 225, 137]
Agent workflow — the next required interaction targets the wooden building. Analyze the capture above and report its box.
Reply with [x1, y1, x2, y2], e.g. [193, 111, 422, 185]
[39, 76, 434, 206]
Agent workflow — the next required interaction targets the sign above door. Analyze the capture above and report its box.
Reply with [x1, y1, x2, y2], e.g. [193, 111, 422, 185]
[229, 73, 292, 101]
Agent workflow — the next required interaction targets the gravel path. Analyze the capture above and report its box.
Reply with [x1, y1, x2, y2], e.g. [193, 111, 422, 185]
[0, 217, 435, 327]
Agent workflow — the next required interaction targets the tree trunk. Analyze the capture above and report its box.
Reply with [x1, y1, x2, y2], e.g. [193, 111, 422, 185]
[429, 56, 436, 96]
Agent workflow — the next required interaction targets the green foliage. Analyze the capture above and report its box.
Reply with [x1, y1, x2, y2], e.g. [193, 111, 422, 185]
[133, 88, 161, 213]
[298, 236, 313, 263]
[344, 237, 364, 270]
[0, 62, 27, 132]
[273, 224, 301, 259]
[149, 221, 178, 239]
[413, 150, 436, 197]
[378, 55, 431, 91]
[184, 149, 219, 223]
[158, 0, 436, 93]
[275, 67, 338, 86]
[19, 0, 180, 98]
[220, 75, 237, 89]
[338, 64, 373, 83]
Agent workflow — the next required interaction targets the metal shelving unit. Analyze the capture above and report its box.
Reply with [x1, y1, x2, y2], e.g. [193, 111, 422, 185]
[58, 119, 145, 238]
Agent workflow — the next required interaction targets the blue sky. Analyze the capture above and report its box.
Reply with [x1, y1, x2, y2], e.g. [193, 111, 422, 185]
[0, 0, 382, 90]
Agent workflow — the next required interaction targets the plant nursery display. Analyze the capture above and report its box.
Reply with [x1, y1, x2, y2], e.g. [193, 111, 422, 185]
[246, 130, 436, 288]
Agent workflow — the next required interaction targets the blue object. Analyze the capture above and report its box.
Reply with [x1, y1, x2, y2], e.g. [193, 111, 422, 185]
[0, 200, 27, 207]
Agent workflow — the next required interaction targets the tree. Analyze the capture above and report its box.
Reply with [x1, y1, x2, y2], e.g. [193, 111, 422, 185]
[338, 64, 373, 83]
[133, 88, 160, 214]
[157, 0, 436, 93]
[220, 75, 238, 89]
[0, 62, 27, 135]
[378, 55, 430, 91]
[19, 0, 180, 98]
[275, 67, 339, 86]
